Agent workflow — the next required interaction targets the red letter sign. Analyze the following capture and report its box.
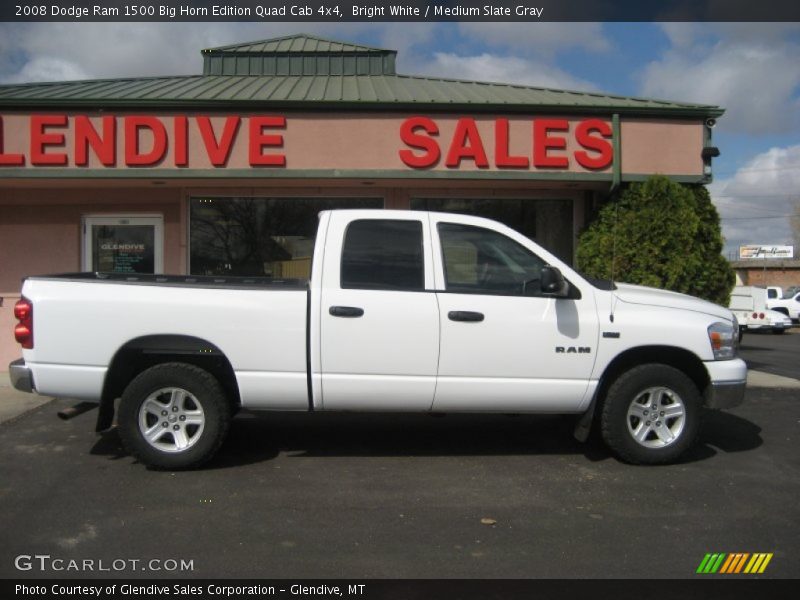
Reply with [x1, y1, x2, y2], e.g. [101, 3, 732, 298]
[197, 116, 240, 167]
[446, 118, 489, 168]
[575, 119, 613, 169]
[173, 116, 188, 167]
[495, 118, 529, 168]
[74, 116, 116, 166]
[31, 114, 68, 165]
[0, 117, 25, 165]
[399, 117, 440, 168]
[125, 116, 167, 166]
[249, 116, 286, 166]
[533, 119, 569, 168]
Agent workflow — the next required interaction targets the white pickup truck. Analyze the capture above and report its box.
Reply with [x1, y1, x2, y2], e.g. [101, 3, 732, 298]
[766, 289, 800, 322]
[9, 210, 746, 469]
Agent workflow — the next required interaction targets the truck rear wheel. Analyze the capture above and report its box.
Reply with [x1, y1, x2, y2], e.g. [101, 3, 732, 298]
[600, 364, 701, 465]
[118, 363, 231, 470]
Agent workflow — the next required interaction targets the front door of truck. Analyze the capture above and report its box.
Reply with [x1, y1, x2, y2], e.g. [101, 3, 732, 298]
[431, 218, 599, 412]
[319, 213, 440, 410]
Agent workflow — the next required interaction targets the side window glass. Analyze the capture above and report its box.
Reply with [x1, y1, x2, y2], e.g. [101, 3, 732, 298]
[438, 223, 546, 296]
[341, 220, 424, 291]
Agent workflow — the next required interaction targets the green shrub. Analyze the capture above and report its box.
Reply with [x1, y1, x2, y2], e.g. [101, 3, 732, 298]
[576, 176, 734, 305]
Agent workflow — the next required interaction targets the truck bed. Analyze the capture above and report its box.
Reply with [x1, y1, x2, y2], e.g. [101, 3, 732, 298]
[19, 273, 310, 410]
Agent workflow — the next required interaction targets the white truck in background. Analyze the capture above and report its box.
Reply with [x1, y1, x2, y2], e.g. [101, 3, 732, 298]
[9, 210, 746, 469]
[766, 286, 783, 301]
[729, 286, 793, 336]
[766, 287, 800, 322]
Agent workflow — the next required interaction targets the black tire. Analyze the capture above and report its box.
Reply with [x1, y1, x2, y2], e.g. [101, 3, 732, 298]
[600, 364, 701, 465]
[118, 362, 231, 470]
[772, 329, 785, 335]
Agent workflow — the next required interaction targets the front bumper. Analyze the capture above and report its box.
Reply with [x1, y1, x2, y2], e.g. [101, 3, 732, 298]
[8, 358, 34, 393]
[705, 380, 747, 409]
[703, 358, 747, 409]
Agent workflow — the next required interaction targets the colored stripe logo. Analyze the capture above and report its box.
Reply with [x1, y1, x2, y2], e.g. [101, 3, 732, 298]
[696, 553, 773, 574]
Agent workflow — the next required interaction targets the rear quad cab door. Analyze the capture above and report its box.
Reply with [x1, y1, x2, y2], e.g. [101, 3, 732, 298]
[318, 212, 440, 410]
[430, 216, 600, 412]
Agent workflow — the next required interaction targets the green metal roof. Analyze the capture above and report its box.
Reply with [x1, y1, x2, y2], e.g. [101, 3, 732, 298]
[202, 34, 397, 76]
[202, 33, 394, 55]
[0, 34, 723, 117]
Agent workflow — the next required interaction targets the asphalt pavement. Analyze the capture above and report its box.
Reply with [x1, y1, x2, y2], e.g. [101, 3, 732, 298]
[738, 328, 800, 380]
[1, 331, 798, 579]
[0, 388, 798, 579]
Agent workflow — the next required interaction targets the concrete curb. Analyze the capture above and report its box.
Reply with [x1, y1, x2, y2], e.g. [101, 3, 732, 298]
[747, 370, 800, 389]
[0, 386, 53, 423]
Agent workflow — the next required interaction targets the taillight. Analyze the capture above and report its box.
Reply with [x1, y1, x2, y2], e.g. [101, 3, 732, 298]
[759, 313, 765, 319]
[752, 312, 757, 319]
[13, 297, 33, 349]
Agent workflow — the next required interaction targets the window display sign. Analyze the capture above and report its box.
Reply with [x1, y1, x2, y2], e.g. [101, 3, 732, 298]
[82, 215, 163, 273]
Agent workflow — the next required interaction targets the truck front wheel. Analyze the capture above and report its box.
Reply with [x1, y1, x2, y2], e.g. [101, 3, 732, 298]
[600, 364, 701, 465]
[118, 363, 231, 470]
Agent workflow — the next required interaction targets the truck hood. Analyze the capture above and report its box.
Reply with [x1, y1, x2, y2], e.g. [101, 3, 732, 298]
[614, 283, 734, 321]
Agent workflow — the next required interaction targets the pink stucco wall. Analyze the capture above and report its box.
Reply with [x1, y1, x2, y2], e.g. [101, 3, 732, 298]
[620, 119, 704, 176]
[0, 188, 183, 367]
[1, 111, 706, 176]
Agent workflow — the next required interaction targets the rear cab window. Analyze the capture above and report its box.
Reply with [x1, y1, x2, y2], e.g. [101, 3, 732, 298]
[340, 219, 425, 291]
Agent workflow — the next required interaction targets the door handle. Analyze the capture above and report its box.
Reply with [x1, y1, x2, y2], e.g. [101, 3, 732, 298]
[448, 311, 484, 322]
[329, 306, 365, 318]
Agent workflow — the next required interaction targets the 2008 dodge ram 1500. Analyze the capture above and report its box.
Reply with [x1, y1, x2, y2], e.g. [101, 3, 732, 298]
[9, 210, 746, 469]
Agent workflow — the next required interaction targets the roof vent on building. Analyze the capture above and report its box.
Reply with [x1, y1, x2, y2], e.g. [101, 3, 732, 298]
[201, 33, 397, 77]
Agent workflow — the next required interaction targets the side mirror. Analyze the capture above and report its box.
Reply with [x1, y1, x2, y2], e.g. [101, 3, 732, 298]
[541, 266, 569, 297]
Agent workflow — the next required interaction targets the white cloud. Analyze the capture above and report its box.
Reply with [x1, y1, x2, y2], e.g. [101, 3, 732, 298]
[458, 23, 611, 55]
[3, 57, 89, 84]
[378, 23, 439, 60]
[1, 23, 238, 82]
[658, 23, 704, 49]
[0, 22, 604, 96]
[0, 23, 398, 83]
[711, 145, 800, 257]
[639, 24, 800, 134]
[420, 52, 598, 91]
[398, 23, 609, 92]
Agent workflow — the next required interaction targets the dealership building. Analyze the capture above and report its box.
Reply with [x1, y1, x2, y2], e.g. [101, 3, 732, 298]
[0, 34, 722, 367]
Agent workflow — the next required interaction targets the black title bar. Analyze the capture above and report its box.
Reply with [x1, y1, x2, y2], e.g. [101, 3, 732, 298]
[3, 579, 798, 600]
[3, 0, 800, 22]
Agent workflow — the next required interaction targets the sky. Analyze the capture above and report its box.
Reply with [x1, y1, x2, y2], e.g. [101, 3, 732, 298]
[0, 21, 798, 258]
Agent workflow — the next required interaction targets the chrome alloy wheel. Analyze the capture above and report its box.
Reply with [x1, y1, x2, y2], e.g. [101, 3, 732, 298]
[138, 387, 205, 453]
[626, 386, 686, 449]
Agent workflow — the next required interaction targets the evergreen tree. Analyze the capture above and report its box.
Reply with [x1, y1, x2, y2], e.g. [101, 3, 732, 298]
[576, 176, 735, 305]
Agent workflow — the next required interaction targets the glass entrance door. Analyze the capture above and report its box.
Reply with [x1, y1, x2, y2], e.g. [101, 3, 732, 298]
[82, 215, 164, 274]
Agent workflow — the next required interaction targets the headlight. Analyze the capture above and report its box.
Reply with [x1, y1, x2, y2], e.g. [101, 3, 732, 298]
[708, 320, 737, 360]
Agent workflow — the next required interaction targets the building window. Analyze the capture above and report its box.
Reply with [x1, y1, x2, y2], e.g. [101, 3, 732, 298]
[83, 215, 164, 274]
[190, 197, 382, 278]
[411, 198, 573, 263]
[341, 219, 424, 291]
